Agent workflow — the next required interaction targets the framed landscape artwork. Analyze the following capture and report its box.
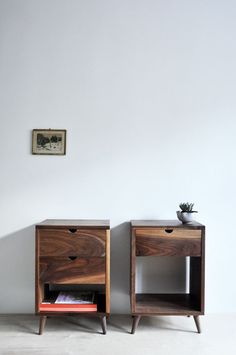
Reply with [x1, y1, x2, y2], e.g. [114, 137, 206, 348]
[32, 129, 66, 155]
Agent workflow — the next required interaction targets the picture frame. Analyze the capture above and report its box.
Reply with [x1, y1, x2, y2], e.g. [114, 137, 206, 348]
[32, 129, 66, 155]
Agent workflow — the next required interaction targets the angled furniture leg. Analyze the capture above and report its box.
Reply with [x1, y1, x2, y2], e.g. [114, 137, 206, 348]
[131, 315, 141, 334]
[101, 316, 107, 334]
[193, 316, 201, 333]
[39, 316, 47, 335]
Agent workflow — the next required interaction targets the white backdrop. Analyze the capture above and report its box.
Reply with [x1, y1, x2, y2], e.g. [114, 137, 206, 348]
[0, 0, 235, 313]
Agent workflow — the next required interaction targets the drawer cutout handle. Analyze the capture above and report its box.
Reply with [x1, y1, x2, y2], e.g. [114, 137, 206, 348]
[69, 228, 77, 233]
[68, 256, 77, 261]
[165, 229, 173, 234]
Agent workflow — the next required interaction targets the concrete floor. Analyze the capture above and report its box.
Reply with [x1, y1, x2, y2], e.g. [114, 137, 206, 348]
[0, 314, 235, 355]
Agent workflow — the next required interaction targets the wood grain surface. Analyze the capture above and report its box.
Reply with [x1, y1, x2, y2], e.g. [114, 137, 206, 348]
[39, 228, 106, 257]
[36, 219, 110, 228]
[131, 220, 204, 228]
[39, 257, 105, 284]
[135, 228, 201, 256]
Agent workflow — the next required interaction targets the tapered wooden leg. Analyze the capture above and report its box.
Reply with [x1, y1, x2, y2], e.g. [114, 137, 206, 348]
[131, 315, 141, 334]
[39, 316, 47, 335]
[101, 316, 107, 334]
[193, 316, 201, 333]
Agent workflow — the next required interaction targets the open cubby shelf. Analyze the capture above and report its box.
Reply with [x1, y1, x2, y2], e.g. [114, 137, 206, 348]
[40, 285, 107, 314]
[135, 293, 201, 315]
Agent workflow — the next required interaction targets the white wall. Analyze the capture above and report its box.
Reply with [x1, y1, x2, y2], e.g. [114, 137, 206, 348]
[0, 0, 236, 313]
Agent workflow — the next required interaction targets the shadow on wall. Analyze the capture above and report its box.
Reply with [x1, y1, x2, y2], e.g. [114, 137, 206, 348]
[110, 222, 131, 314]
[0, 226, 35, 313]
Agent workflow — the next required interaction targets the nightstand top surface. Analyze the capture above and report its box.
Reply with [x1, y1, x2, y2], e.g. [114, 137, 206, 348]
[131, 220, 204, 228]
[36, 219, 110, 228]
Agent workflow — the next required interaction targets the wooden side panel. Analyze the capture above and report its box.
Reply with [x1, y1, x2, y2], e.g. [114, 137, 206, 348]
[39, 257, 105, 284]
[190, 227, 205, 313]
[136, 228, 201, 256]
[39, 228, 106, 257]
[105, 229, 110, 314]
[35, 227, 39, 313]
[130, 227, 136, 313]
[201, 227, 205, 313]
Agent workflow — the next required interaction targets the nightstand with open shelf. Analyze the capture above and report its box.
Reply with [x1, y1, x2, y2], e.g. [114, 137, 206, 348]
[130, 220, 205, 334]
[35, 219, 110, 335]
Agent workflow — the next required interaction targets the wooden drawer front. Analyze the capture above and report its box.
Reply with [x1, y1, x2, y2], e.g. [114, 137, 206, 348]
[39, 257, 105, 284]
[135, 228, 201, 256]
[38, 228, 106, 257]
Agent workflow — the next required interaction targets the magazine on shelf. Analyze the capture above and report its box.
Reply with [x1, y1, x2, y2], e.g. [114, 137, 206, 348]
[55, 291, 95, 304]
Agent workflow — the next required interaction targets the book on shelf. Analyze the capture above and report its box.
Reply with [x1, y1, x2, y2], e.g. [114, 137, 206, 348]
[55, 291, 95, 304]
[39, 303, 97, 312]
[40, 291, 97, 312]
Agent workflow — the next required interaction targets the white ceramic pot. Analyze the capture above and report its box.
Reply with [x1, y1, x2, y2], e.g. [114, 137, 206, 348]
[176, 211, 195, 224]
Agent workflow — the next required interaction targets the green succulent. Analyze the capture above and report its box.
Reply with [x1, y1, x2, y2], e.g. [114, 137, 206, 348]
[179, 202, 198, 213]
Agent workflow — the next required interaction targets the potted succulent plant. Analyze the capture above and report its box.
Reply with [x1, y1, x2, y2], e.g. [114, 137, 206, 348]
[177, 202, 198, 224]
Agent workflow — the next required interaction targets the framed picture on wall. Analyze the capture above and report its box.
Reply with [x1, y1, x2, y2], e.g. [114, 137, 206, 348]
[32, 129, 66, 155]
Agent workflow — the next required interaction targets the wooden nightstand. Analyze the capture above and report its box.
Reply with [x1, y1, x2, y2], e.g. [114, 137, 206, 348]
[35, 219, 110, 335]
[130, 220, 205, 334]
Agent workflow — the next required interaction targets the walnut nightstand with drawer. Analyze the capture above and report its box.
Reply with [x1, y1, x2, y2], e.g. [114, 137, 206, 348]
[35, 219, 110, 335]
[130, 220, 205, 334]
